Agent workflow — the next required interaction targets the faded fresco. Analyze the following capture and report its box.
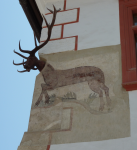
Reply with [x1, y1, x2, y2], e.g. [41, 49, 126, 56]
[35, 61, 111, 112]
[19, 45, 130, 148]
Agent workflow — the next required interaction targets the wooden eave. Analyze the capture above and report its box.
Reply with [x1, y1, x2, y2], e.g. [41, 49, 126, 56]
[19, 0, 43, 42]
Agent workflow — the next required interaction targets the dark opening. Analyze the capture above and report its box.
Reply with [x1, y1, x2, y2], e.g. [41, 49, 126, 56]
[133, 14, 137, 25]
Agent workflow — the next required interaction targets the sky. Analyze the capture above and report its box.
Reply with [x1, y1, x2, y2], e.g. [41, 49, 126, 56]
[0, 1, 40, 150]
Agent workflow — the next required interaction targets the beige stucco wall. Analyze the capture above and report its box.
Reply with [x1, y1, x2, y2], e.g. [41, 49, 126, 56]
[49, 90, 137, 150]
[16, 0, 137, 150]
[18, 44, 130, 150]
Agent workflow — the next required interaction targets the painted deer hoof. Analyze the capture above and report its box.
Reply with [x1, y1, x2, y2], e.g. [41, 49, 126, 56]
[35, 101, 40, 106]
[107, 99, 111, 107]
[45, 100, 50, 104]
[99, 106, 104, 111]
[99, 104, 105, 111]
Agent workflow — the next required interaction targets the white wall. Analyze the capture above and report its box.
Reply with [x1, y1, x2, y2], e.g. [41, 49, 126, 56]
[37, 0, 120, 54]
[64, 0, 120, 50]
[49, 90, 137, 150]
[35, 0, 62, 15]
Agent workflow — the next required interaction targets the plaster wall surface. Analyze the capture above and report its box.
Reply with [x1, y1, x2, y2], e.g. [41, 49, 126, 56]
[17, 45, 132, 150]
[42, 9, 78, 27]
[49, 90, 137, 150]
[40, 37, 76, 53]
[17, 1, 137, 150]
[41, 26, 62, 41]
[37, 0, 120, 54]
[35, 0, 64, 15]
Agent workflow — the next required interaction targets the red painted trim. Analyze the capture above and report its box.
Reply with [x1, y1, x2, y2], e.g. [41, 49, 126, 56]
[44, 0, 66, 15]
[77, 7, 80, 22]
[45, 8, 78, 15]
[41, 36, 78, 50]
[119, 0, 137, 91]
[61, 24, 64, 38]
[123, 82, 137, 91]
[64, 0, 67, 10]
[41, 35, 77, 42]
[75, 36, 78, 50]
[43, 20, 79, 28]
[43, 8, 80, 28]
[46, 145, 50, 150]
[41, 0, 79, 51]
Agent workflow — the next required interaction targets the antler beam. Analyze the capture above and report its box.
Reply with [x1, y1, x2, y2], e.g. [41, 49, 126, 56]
[14, 50, 28, 59]
[31, 5, 61, 55]
[19, 41, 31, 54]
[13, 5, 60, 73]
[17, 69, 30, 73]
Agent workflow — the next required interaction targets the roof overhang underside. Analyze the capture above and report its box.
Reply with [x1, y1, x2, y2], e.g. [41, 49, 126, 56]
[19, 0, 43, 42]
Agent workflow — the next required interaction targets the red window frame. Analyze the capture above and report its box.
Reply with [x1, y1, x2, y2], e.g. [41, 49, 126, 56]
[119, 0, 137, 91]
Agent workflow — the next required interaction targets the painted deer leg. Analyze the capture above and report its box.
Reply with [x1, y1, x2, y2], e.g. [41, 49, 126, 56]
[98, 91, 104, 111]
[41, 83, 50, 104]
[43, 90, 50, 104]
[88, 80, 105, 111]
[35, 91, 43, 106]
[35, 83, 50, 106]
[100, 83, 111, 107]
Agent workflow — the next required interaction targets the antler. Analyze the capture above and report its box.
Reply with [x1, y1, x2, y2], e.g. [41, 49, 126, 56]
[14, 5, 60, 57]
[19, 41, 31, 54]
[13, 50, 27, 59]
[17, 70, 30, 73]
[13, 5, 60, 73]
[31, 5, 61, 55]
[34, 32, 37, 47]
[13, 60, 26, 65]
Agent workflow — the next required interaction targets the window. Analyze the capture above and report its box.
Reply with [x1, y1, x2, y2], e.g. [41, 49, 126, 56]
[119, 0, 137, 91]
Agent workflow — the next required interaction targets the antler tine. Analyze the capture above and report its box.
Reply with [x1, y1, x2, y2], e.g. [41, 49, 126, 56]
[31, 5, 60, 55]
[19, 41, 31, 54]
[57, 8, 61, 12]
[17, 69, 30, 73]
[42, 14, 49, 28]
[47, 6, 61, 13]
[23, 59, 25, 68]
[13, 60, 26, 65]
[50, 5, 57, 27]
[14, 50, 28, 59]
[47, 8, 53, 13]
[34, 33, 37, 47]
[49, 6, 61, 29]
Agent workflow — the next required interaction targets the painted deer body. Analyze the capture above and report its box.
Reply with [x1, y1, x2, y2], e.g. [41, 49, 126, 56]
[41, 65, 104, 89]
[13, 6, 111, 111]
[37, 63, 111, 111]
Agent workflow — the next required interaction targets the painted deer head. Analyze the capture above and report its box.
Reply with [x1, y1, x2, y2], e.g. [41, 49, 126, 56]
[13, 6, 60, 73]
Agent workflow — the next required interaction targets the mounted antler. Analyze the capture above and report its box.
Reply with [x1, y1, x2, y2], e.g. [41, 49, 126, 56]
[13, 5, 60, 73]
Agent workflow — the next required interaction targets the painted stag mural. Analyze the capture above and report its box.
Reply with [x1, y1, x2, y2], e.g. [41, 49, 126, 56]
[13, 6, 111, 111]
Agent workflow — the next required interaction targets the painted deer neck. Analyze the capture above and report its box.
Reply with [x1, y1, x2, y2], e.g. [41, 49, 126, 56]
[36, 60, 46, 72]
